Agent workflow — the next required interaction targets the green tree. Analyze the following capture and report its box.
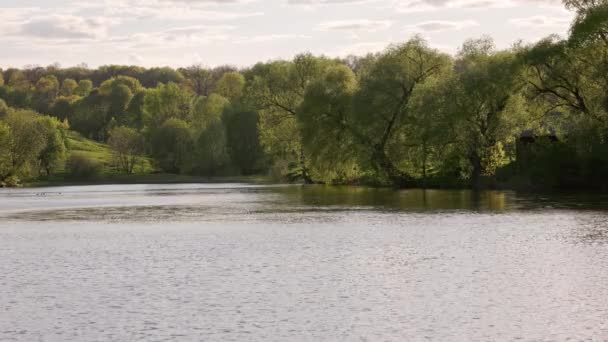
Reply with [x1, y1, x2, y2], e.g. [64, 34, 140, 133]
[190, 94, 229, 131]
[60, 78, 78, 97]
[144, 82, 193, 128]
[195, 119, 229, 176]
[150, 118, 194, 173]
[1, 110, 47, 181]
[0, 99, 8, 118]
[351, 38, 450, 186]
[36, 116, 68, 176]
[108, 126, 144, 174]
[75, 79, 93, 97]
[450, 38, 528, 188]
[99, 76, 142, 96]
[215, 72, 245, 101]
[180, 65, 214, 96]
[0, 121, 11, 184]
[223, 105, 265, 175]
[248, 54, 334, 182]
[33, 75, 60, 113]
[298, 64, 363, 183]
[107, 84, 134, 125]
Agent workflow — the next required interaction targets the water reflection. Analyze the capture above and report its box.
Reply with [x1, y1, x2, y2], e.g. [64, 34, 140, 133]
[3, 185, 608, 224]
[2, 184, 608, 341]
[271, 185, 608, 212]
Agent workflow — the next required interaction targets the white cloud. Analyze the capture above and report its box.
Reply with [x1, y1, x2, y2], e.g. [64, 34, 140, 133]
[318, 19, 392, 32]
[510, 15, 571, 27]
[19, 15, 117, 40]
[405, 20, 479, 33]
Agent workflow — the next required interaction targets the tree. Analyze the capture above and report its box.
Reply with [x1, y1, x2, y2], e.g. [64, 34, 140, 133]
[195, 119, 229, 176]
[99, 76, 142, 96]
[144, 82, 193, 128]
[150, 118, 194, 173]
[180, 65, 214, 96]
[107, 84, 134, 125]
[298, 64, 363, 183]
[60, 78, 78, 97]
[108, 126, 144, 174]
[0, 71, 4, 87]
[36, 116, 68, 176]
[223, 105, 265, 175]
[248, 54, 334, 183]
[0, 99, 8, 118]
[450, 38, 529, 188]
[8, 70, 30, 91]
[75, 79, 93, 97]
[51, 96, 78, 121]
[125, 91, 147, 129]
[190, 93, 229, 131]
[215, 72, 245, 101]
[1, 110, 47, 181]
[0, 122, 11, 183]
[33, 75, 60, 114]
[70, 90, 110, 140]
[350, 37, 451, 186]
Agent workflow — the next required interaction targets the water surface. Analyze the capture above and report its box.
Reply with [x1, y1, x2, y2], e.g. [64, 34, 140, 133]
[1, 184, 608, 341]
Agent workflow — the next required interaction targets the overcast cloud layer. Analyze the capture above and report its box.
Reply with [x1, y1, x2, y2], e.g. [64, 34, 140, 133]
[0, 0, 572, 68]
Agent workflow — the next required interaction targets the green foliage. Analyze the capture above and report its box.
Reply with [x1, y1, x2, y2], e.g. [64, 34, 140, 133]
[150, 118, 195, 174]
[298, 64, 362, 183]
[0, 99, 8, 118]
[144, 82, 193, 128]
[108, 126, 144, 174]
[66, 153, 102, 180]
[0, 121, 11, 183]
[450, 38, 528, 186]
[36, 116, 68, 176]
[60, 79, 78, 97]
[194, 119, 229, 176]
[215, 72, 245, 101]
[99, 76, 142, 96]
[75, 80, 93, 97]
[190, 94, 229, 130]
[223, 105, 265, 175]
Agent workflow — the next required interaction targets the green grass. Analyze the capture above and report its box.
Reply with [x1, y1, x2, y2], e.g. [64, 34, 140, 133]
[27, 131, 273, 187]
[65, 131, 155, 175]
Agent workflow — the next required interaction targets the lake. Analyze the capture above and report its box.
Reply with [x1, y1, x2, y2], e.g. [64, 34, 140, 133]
[1, 184, 608, 341]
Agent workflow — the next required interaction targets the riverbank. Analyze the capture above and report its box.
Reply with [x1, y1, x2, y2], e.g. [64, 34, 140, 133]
[25, 174, 275, 188]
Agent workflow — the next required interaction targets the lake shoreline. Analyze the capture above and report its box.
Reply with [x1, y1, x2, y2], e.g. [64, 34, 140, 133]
[15, 175, 608, 196]
[22, 174, 276, 188]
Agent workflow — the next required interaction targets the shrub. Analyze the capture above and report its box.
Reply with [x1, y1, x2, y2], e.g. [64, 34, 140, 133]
[66, 154, 102, 180]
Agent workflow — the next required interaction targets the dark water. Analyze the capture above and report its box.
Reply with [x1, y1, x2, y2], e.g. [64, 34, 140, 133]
[1, 184, 608, 341]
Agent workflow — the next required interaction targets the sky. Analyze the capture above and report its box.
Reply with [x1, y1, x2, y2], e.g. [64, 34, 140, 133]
[0, 0, 574, 69]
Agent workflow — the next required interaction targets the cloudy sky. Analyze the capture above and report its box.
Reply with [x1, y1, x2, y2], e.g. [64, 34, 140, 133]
[0, 0, 573, 68]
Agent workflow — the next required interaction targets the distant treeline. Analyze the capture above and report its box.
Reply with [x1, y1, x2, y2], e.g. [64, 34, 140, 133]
[1, 0, 608, 189]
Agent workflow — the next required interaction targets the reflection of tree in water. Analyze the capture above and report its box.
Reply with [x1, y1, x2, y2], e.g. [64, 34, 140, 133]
[274, 185, 512, 212]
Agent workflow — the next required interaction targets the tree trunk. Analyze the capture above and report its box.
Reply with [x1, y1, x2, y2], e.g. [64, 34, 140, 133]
[299, 146, 314, 184]
[371, 146, 415, 188]
[469, 150, 483, 190]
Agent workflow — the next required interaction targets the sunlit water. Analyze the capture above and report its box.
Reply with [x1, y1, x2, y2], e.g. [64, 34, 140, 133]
[1, 184, 608, 341]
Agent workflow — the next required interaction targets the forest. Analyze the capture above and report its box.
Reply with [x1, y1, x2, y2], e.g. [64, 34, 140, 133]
[1, 0, 607, 190]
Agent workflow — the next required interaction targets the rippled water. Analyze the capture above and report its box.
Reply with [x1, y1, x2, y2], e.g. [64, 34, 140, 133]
[1, 184, 608, 341]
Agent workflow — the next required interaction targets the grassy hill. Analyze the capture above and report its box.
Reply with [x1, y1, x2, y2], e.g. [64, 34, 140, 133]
[65, 131, 155, 175]
[30, 131, 271, 187]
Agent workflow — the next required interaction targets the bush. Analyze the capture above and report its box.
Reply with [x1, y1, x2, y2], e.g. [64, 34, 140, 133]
[0, 176, 21, 188]
[66, 154, 102, 180]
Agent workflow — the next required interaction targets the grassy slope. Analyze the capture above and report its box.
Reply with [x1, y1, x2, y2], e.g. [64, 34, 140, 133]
[65, 131, 155, 175]
[29, 131, 272, 187]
